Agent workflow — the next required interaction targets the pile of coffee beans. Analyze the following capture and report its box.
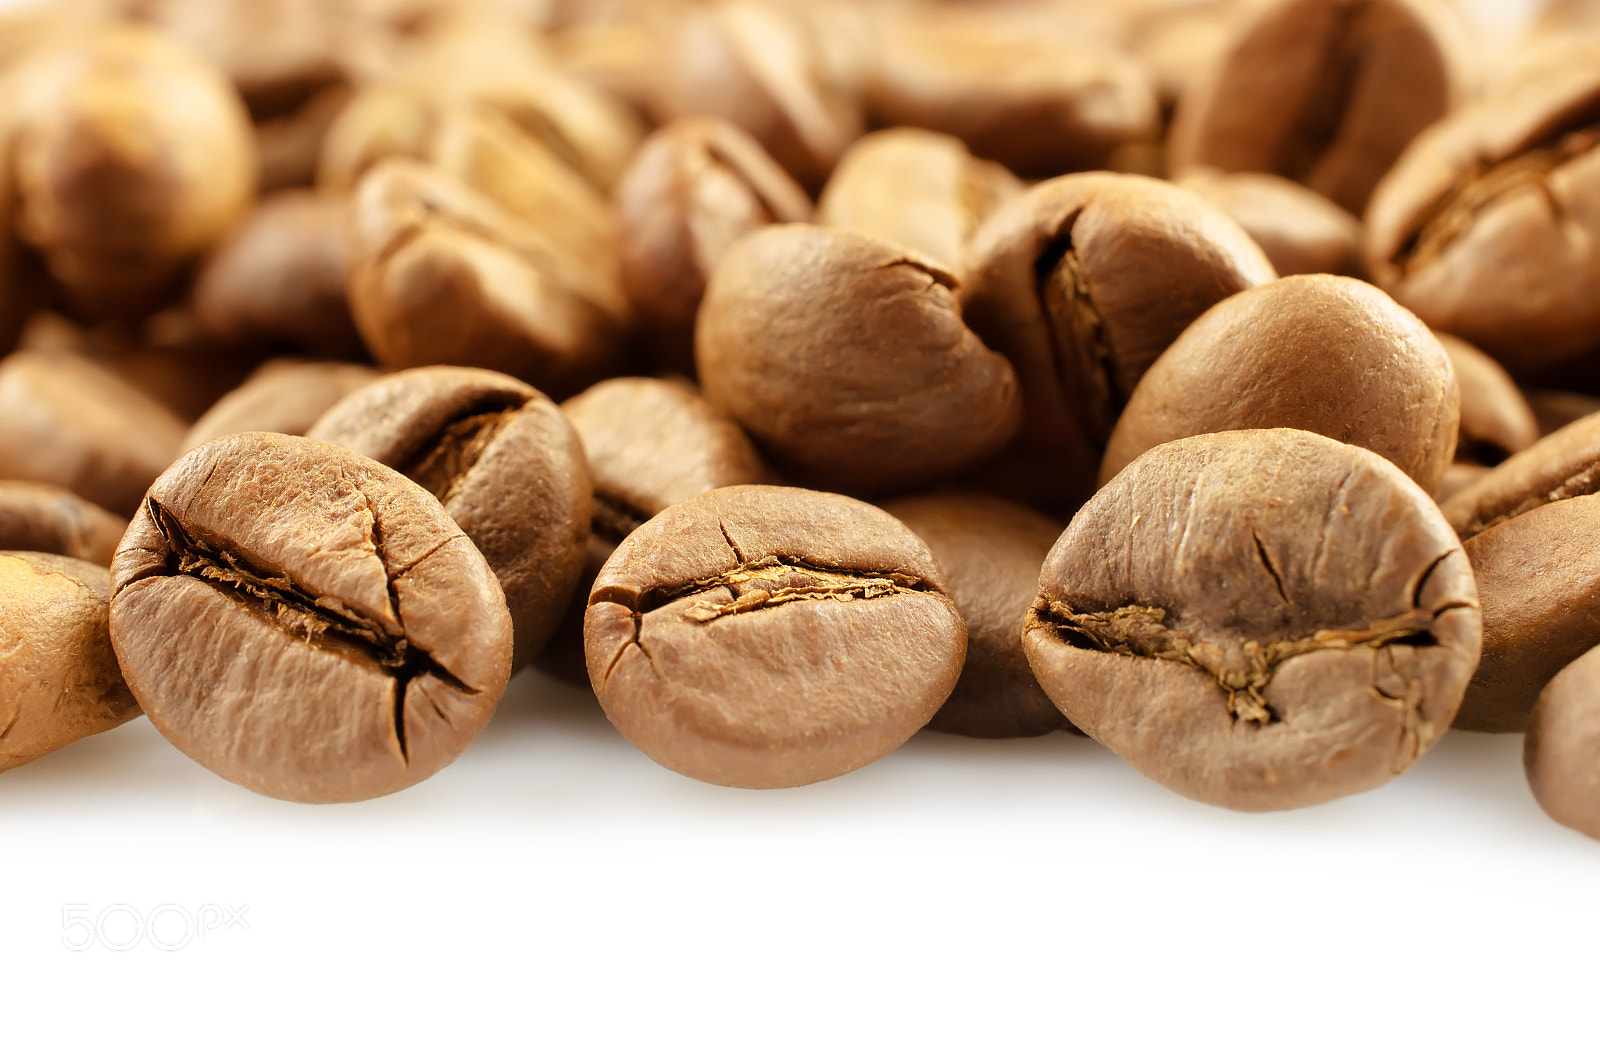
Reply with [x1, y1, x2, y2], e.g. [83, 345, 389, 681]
[1, 0, 1597, 839]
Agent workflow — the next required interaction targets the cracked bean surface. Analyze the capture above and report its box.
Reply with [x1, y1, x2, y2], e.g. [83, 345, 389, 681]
[583, 485, 965, 788]
[108, 433, 512, 803]
[1024, 428, 1481, 811]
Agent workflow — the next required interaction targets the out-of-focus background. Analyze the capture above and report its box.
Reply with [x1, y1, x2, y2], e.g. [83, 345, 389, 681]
[1, 0, 1597, 1054]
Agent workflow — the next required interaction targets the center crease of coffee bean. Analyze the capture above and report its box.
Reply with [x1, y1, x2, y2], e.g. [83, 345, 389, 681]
[1036, 226, 1118, 438]
[1398, 123, 1600, 274]
[590, 491, 650, 545]
[1457, 460, 1600, 539]
[1029, 600, 1447, 725]
[399, 403, 521, 503]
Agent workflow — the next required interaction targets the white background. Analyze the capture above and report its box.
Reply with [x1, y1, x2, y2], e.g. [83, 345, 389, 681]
[3, 0, 1595, 1054]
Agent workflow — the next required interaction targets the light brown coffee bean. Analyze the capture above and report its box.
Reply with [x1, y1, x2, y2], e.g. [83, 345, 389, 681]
[0, 482, 125, 566]
[1173, 166, 1361, 278]
[182, 359, 382, 453]
[1525, 643, 1600, 841]
[0, 551, 140, 774]
[1026, 428, 1481, 810]
[1101, 275, 1460, 495]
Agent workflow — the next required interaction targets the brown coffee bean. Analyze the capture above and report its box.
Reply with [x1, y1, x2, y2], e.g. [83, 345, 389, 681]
[1439, 413, 1600, 731]
[1438, 333, 1540, 466]
[653, 1, 862, 192]
[697, 224, 1021, 496]
[1442, 411, 1600, 541]
[1172, 166, 1361, 277]
[1169, 0, 1467, 215]
[255, 80, 353, 192]
[192, 190, 364, 357]
[615, 117, 811, 377]
[1025, 428, 1481, 811]
[310, 366, 590, 668]
[0, 551, 140, 774]
[1102, 275, 1459, 495]
[584, 485, 966, 788]
[1364, 43, 1600, 380]
[0, 349, 188, 518]
[0, 482, 126, 566]
[1525, 643, 1600, 841]
[109, 432, 513, 802]
[183, 359, 382, 453]
[881, 493, 1069, 739]
[864, 7, 1159, 179]
[960, 172, 1275, 509]
[817, 128, 1023, 280]
[319, 63, 644, 197]
[1436, 462, 1490, 502]
[6, 24, 256, 319]
[346, 159, 631, 400]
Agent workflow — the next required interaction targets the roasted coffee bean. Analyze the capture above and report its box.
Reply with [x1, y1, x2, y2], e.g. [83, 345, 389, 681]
[1364, 43, 1600, 380]
[1440, 412, 1600, 732]
[1101, 275, 1460, 495]
[615, 117, 811, 376]
[960, 172, 1274, 510]
[193, 190, 364, 357]
[109, 432, 513, 803]
[817, 128, 1023, 280]
[345, 158, 631, 400]
[0, 349, 188, 518]
[1437, 462, 1490, 502]
[183, 359, 382, 452]
[697, 224, 1021, 496]
[584, 485, 966, 788]
[653, 1, 862, 192]
[0, 551, 140, 774]
[319, 64, 643, 197]
[863, 7, 1159, 179]
[1025, 428, 1482, 811]
[6, 24, 256, 319]
[1172, 166, 1361, 277]
[0, 482, 126, 566]
[1525, 643, 1600, 840]
[310, 366, 590, 667]
[1439, 333, 1539, 466]
[255, 80, 353, 192]
[882, 493, 1068, 739]
[1168, 0, 1467, 215]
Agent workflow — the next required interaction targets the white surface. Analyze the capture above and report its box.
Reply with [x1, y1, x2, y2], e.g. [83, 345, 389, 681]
[3, 667, 1598, 1055]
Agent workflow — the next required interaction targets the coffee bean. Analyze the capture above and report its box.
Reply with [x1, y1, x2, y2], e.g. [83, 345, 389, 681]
[960, 172, 1274, 510]
[192, 190, 364, 357]
[584, 485, 965, 788]
[1364, 42, 1600, 380]
[345, 158, 632, 400]
[0, 551, 140, 774]
[1101, 275, 1460, 495]
[109, 432, 513, 802]
[1440, 412, 1600, 731]
[615, 117, 811, 376]
[697, 224, 1021, 496]
[0, 349, 188, 518]
[0, 482, 126, 566]
[881, 493, 1069, 739]
[1525, 643, 1600, 840]
[1439, 333, 1540, 467]
[817, 127, 1022, 281]
[1025, 428, 1481, 810]
[653, 2, 862, 192]
[1169, 0, 1467, 215]
[310, 366, 590, 668]
[864, 6, 1160, 178]
[1172, 166, 1361, 277]
[6, 24, 256, 319]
